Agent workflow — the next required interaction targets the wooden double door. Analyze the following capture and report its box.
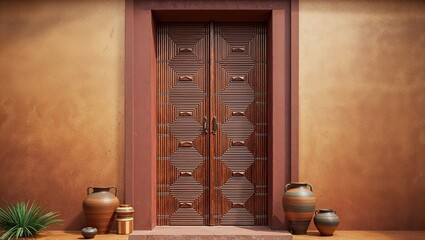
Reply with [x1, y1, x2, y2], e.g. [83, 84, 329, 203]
[156, 23, 267, 226]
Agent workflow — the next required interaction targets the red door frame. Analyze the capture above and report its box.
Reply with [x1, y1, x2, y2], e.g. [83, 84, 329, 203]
[124, 0, 299, 230]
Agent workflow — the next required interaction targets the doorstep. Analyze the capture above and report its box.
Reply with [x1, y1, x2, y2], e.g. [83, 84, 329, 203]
[129, 226, 292, 240]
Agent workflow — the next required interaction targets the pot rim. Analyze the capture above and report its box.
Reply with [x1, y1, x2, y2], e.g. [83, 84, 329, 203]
[117, 217, 134, 221]
[316, 209, 336, 213]
[289, 182, 309, 185]
[82, 227, 98, 231]
[91, 187, 114, 190]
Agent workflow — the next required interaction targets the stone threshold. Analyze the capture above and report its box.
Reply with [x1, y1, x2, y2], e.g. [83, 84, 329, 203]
[129, 226, 292, 240]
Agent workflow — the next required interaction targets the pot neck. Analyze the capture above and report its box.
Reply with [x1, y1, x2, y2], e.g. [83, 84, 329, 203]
[288, 182, 310, 189]
[92, 187, 111, 192]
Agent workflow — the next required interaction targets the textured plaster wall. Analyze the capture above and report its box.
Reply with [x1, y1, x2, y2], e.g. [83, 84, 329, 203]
[1, 0, 424, 232]
[299, 0, 425, 230]
[0, 0, 125, 230]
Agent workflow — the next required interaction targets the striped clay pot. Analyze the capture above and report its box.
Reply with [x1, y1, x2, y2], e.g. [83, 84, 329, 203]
[282, 182, 316, 235]
[314, 209, 339, 236]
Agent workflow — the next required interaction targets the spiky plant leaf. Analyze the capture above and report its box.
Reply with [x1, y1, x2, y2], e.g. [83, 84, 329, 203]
[0, 202, 63, 240]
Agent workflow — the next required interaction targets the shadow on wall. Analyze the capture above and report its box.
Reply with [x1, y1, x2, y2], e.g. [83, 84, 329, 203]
[0, 0, 91, 52]
[65, 211, 85, 231]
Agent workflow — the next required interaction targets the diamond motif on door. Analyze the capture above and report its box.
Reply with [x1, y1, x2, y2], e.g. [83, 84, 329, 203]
[170, 208, 204, 226]
[170, 116, 202, 141]
[221, 177, 254, 203]
[220, 208, 255, 226]
[213, 23, 267, 226]
[171, 147, 203, 172]
[221, 116, 254, 140]
[170, 176, 203, 202]
[157, 23, 267, 226]
[169, 81, 205, 107]
[220, 81, 255, 111]
[157, 23, 209, 226]
[220, 146, 254, 172]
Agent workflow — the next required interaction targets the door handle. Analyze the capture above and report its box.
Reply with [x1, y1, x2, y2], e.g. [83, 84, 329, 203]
[212, 116, 217, 135]
[203, 116, 208, 134]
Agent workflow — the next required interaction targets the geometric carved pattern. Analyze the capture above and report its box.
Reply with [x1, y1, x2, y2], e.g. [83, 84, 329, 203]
[170, 208, 204, 226]
[157, 23, 209, 226]
[221, 146, 254, 172]
[220, 81, 255, 111]
[171, 147, 203, 172]
[213, 23, 267, 226]
[170, 116, 202, 141]
[157, 23, 267, 226]
[170, 176, 204, 202]
[169, 81, 205, 107]
[221, 177, 255, 203]
[220, 208, 255, 226]
[221, 116, 254, 140]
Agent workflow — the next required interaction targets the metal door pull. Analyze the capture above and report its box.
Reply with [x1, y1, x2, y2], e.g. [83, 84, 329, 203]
[212, 116, 217, 135]
[203, 116, 208, 134]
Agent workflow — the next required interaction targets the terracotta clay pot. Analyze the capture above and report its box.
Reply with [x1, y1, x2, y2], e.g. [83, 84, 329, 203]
[314, 209, 340, 236]
[83, 187, 120, 234]
[282, 182, 316, 235]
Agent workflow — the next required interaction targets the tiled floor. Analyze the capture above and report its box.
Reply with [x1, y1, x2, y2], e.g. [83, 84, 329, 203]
[31, 231, 128, 239]
[130, 226, 291, 239]
[26, 230, 425, 239]
[294, 231, 425, 240]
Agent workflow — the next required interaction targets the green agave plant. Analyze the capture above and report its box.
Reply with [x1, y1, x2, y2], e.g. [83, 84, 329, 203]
[0, 201, 63, 240]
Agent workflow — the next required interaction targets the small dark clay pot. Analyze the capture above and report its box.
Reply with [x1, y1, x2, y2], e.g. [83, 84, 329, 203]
[81, 227, 97, 239]
[314, 209, 340, 236]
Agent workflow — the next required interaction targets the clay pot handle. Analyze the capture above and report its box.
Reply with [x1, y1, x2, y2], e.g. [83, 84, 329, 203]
[87, 187, 94, 196]
[110, 187, 118, 196]
[284, 183, 291, 192]
[307, 183, 314, 192]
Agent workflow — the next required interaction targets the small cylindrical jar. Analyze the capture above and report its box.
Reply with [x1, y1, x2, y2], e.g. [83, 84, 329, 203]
[115, 204, 134, 235]
[117, 217, 133, 235]
[314, 209, 340, 236]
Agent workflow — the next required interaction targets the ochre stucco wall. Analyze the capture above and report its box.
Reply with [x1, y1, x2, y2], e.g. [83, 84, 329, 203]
[299, 0, 425, 230]
[0, 0, 125, 230]
[1, 0, 424, 232]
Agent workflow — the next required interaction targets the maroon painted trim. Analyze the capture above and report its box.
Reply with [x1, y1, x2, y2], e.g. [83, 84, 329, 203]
[125, 0, 299, 230]
[290, 0, 299, 182]
[124, 0, 134, 207]
[267, 8, 291, 230]
[153, 10, 271, 22]
[125, 3, 157, 230]
[137, 0, 288, 10]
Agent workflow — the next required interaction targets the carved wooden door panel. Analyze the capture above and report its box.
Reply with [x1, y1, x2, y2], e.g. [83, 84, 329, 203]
[210, 23, 267, 226]
[157, 23, 267, 226]
[156, 23, 210, 226]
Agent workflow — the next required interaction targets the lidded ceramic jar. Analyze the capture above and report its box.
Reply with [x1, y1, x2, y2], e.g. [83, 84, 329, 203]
[116, 204, 134, 235]
[314, 209, 340, 236]
[82, 187, 120, 234]
[282, 182, 316, 235]
[115, 204, 134, 219]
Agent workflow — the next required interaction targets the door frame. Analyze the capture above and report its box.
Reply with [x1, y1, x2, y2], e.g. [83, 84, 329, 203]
[124, 0, 299, 230]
